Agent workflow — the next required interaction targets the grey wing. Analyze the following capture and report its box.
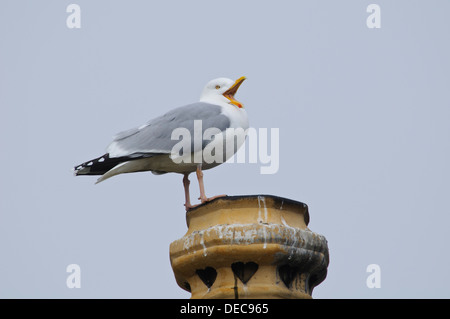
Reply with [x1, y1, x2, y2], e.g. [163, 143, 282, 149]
[106, 102, 231, 158]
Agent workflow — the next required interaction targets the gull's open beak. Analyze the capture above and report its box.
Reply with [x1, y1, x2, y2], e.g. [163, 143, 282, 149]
[223, 76, 246, 108]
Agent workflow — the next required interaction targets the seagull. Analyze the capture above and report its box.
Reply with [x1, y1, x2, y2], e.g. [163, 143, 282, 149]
[74, 76, 248, 210]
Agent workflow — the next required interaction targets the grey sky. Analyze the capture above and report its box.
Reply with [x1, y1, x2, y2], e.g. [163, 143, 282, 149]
[1, 0, 449, 298]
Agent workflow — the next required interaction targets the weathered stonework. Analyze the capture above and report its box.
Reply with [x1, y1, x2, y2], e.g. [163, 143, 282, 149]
[169, 195, 329, 299]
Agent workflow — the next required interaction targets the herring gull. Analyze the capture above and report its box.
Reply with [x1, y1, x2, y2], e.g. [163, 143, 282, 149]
[74, 76, 248, 210]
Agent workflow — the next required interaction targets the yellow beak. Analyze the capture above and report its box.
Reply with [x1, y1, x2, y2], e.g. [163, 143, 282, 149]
[223, 76, 246, 108]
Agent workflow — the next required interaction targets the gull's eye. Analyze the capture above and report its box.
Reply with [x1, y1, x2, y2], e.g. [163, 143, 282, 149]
[215, 85, 221, 90]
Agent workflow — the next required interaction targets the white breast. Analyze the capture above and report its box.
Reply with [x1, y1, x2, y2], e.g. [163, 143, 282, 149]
[195, 103, 249, 166]
[220, 103, 249, 131]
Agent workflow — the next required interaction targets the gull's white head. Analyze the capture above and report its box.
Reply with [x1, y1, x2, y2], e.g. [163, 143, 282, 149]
[200, 76, 246, 108]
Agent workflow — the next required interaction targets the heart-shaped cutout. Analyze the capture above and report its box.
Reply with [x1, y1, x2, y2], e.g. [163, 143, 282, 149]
[231, 262, 259, 284]
[196, 267, 217, 288]
[277, 264, 299, 288]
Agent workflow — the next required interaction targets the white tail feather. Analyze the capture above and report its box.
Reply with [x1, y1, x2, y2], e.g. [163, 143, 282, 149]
[95, 159, 150, 184]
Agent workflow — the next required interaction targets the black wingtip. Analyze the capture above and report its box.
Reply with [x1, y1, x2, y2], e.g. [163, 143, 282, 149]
[74, 154, 111, 176]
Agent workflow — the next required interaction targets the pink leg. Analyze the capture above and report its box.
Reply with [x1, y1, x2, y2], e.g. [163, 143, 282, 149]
[196, 165, 227, 204]
[183, 173, 193, 211]
[196, 165, 208, 203]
